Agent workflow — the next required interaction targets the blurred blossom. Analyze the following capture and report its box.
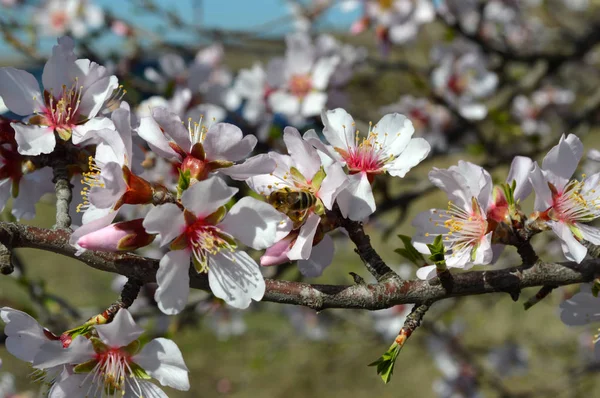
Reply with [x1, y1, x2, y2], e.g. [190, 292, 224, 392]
[380, 95, 452, 151]
[560, 283, 600, 326]
[435, 0, 480, 34]
[486, 342, 529, 378]
[372, 304, 414, 340]
[512, 86, 574, 136]
[284, 306, 329, 341]
[268, 32, 340, 125]
[34, 0, 104, 38]
[197, 299, 248, 341]
[431, 44, 498, 120]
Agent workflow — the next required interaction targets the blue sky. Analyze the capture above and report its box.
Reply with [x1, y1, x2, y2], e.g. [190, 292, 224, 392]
[1, 0, 361, 60]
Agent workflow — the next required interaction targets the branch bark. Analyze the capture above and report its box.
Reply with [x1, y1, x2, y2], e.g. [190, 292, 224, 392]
[1, 222, 598, 311]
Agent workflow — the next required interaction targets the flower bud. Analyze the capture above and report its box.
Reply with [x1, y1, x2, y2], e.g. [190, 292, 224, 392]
[75, 219, 155, 252]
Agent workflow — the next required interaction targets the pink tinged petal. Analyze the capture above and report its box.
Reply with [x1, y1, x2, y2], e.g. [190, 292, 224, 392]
[143, 204, 185, 247]
[218, 154, 276, 180]
[529, 163, 553, 211]
[219, 197, 292, 250]
[301, 91, 328, 117]
[283, 126, 321, 180]
[303, 129, 342, 165]
[318, 162, 348, 210]
[12, 123, 55, 156]
[310, 56, 339, 91]
[550, 221, 587, 263]
[78, 75, 119, 118]
[204, 123, 257, 162]
[95, 309, 143, 347]
[507, 156, 533, 202]
[0, 307, 48, 362]
[132, 338, 190, 391]
[71, 117, 115, 145]
[373, 113, 416, 157]
[70, 211, 117, 254]
[473, 232, 494, 265]
[155, 250, 191, 315]
[321, 108, 356, 151]
[110, 107, 133, 160]
[181, 176, 238, 218]
[261, 236, 293, 266]
[575, 223, 600, 245]
[385, 137, 430, 177]
[297, 234, 334, 277]
[151, 107, 191, 151]
[559, 284, 600, 326]
[0, 67, 43, 115]
[416, 265, 437, 281]
[33, 336, 94, 369]
[287, 212, 321, 260]
[138, 116, 180, 161]
[268, 91, 300, 115]
[42, 43, 76, 96]
[89, 162, 127, 209]
[335, 172, 376, 221]
[542, 134, 580, 182]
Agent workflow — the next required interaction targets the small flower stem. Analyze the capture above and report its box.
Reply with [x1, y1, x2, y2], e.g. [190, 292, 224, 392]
[396, 302, 431, 346]
[88, 278, 143, 325]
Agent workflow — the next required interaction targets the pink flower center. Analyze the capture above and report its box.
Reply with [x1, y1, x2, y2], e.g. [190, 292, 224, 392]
[550, 179, 600, 224]
[427, 199, 488, 255]
[40, 82, 84, 130]
[340, 130, 393, 175]
[50, 11, 68, 30]
[185, 217, 236, 273]
[92, 348, 134, 394]
[289, 74, 312, 98]
[447, 74, 466, 95]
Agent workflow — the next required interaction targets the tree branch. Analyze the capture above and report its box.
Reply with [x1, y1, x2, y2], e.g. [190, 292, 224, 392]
[52, 161, 73, 230]
[1, 222, 599, 311]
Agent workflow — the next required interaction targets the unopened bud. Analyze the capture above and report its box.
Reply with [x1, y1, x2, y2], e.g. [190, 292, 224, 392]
[75, 219, 155, 252]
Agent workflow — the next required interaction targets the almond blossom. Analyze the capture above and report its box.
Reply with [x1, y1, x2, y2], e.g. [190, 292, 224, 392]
[560, 284, 600, 326]
[268, 33, 340, 124]
[431, 48, 498, 120]
[530, 134, 600, 263]
[512, 87, 574, 136]
[247, 126, 347, 276]
[412, 161, 495, 278]
[316, 108, 431, 220]
[0, 37, 119, 155]
[34, 0, 104, 38]
[143, 176, 291, 313]
[137, 107, 275, 182]
[33, 309, 189, 397]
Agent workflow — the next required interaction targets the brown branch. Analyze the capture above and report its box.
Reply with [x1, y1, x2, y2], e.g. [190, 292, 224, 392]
[1, 222, 599, 311]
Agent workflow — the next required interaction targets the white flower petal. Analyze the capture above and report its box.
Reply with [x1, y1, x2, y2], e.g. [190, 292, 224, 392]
[373, 113, 416, 158]
[550, 221, 587, 263]
[283, 126, 321, 180]
[219, 197, 292, 250]
[335, 172, 376, 221]
[297, 234, 334, 277]
[318, 161, 348, 210]
[269, 91, 300, 115]
[12, 123, 55, 156]
[155, 250, 191, 315]
[385, 137, 430, 177]
[95, 309, 143, 348]
[48, 374, 93, 398]
[152, 108, 191, 152]
[321, 108, 355, 150]
[560, 284, 600, 326]
[217, 154, 276, 180]
[208, 250, 265, 309]
[181, 177, 238, 218]
[416, 265, 437, 280]
[33, 336, 93, 369]
[204, 123, 257, 162]
[71, 117, 115, 145]
[287, 212, 321, 260]
[0, 67, 43, 115]
[542, 134, 581, 182]
[506, 156, 533, 202]
[138, 116, 180, 161]
[143, 204, 185, 247]
[529, 163, 553, 212]
[0, 307, 48, 362]
[133, 338, 190, 391]
[310, 56, 339, 90]
[301, 91, 327, 117]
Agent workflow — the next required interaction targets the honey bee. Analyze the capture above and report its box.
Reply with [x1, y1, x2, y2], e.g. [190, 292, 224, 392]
[267, 187, 317, 228]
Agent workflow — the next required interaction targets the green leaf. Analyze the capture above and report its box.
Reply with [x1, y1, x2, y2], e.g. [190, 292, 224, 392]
[177, 169, 191, 198]
[394, 235, 425, 266]
[426, 235, 446, 270]
[369, 342, 401, 384]
[74, 359, 99, 374]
